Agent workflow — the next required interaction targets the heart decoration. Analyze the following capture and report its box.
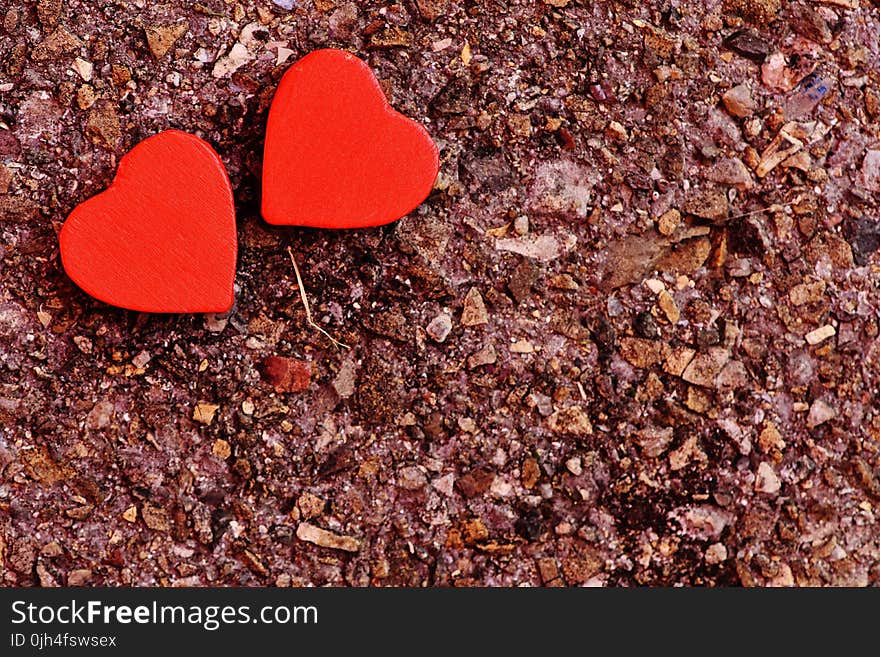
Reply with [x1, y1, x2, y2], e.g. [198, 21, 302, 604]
[60, 49, 440, 314]
[60, 130, 237, 313]
[262, 48, 440, 229]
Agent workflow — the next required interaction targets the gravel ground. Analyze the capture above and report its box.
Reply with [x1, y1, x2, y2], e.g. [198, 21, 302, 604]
[1, 0, 879, 587]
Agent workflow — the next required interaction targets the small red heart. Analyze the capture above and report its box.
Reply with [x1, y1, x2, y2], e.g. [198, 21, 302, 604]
[60, 130, 237, 313]
[262, 49, 440, 229]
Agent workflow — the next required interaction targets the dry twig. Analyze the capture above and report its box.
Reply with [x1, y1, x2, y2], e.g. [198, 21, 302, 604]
[287, 246, 350, 350]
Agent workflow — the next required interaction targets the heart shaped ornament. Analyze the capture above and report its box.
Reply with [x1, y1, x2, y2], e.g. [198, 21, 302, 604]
[60, 130, 237, 313]
[262, 48, 440, 229]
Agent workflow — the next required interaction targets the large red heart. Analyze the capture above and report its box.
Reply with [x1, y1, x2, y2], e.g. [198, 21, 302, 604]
[60, 130, 237, 313]
[262, 49, 440, 229]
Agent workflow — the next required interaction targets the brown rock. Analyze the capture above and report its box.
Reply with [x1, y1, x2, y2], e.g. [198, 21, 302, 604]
[67, 569, 93, 587]
[685, 386, 712, 413]
[461, 518, 489, 545]
[467, 343, 497, 369]
[722, 84, 756, 118]
[296, 522, 360, 552]
[758, 422, 786, 453]
[683, 189, 728, 221]
[681, 347, 729, 387]
[0, 164, 12, 195]
[111, 64, 131, 86]
[657, 290, 680, 323]
[0, 129, 21, 161]
[521, 457, 540, 489]
[548, 273, 580, 290]
[145, 23, 188, 60]
[706, 158, 754, 189]
[142, 503, 171, 532]
[242, 550, 268, 577]
[85, 101, 121, 151]
[76, 84, 96, 110]
[32, 27, 82, 60]
[37, 0, 62, 30]
[21, 446, 67, 485]
[259, 356, 311, 393]
[669, 435, 706, 470]
[508, 113, 532, 138]
[368, 25, 413, 49]
[8, 541, 36, 575]
[657, 209, 680, 236]
[561, 545, 602, 584]
[866, 88, 880, 119]
[715, 360, 750, 389]
[665, 347, 696, 376]
[619, 337, 671, 369]
[598, 233, 665, 290]
[509, 259, 538, 303]
[536, 557, 562, 585]
[805, 233, 854, 270]
[790, 4, 832, 44]
[3, 8, 19, 32]
[722, 0, 781, 23]
[297, 492, 325, 519]
[547, 406, 593, 437]
[789, 279, 826, 306]
[643, 25, 677, 59]
[211, 439, 231, 460]
[37, 562, 59, 587]
[456, 466, 495, 498]
[654, 237, 711, 274]
[415, 0, 450, 20]
[192, 403, 219, 425]
[461, 287, 488, 326]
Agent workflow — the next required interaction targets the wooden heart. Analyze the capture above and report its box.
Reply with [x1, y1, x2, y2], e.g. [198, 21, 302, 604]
[60, 130, 237, 313]
[262, 48, 439, 229]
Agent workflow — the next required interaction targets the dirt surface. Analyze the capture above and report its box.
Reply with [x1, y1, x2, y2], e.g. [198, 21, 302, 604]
[2, 0, 880, 587]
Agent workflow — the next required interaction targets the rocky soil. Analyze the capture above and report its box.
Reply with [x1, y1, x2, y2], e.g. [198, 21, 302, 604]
[1, 0, 879, 586]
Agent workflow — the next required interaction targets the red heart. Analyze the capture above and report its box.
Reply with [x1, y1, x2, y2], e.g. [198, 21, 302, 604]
[262, 49, 439, 229]
[60, 130, 237, 313]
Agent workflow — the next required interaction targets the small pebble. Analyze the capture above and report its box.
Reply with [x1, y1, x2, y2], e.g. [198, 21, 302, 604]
[807, 399, 836, 428]
[193, 403, 219, 425]
[645, 278, 665, 294]
[705, 543, 728, 565]
[565, 457, 583, 476]
[296, 522, 360, 552]
[755, 461, 781, 494]
[426, 313, 453, 343]
[657, 208, 680, 236]
[658, 289, 680, 323]
[212, 439, 231, 460]
[805, 324, 835, 345]
[468, 343, 497, 369]
[461, 288, 488, 326]
[722, 84, 756, 118]
[72, 57, 93, 82]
